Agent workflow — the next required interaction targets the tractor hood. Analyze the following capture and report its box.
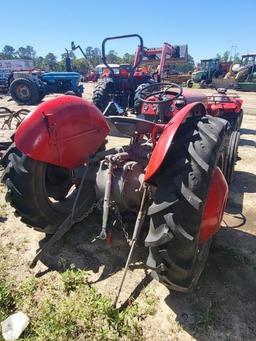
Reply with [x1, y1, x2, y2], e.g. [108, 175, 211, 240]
[42, 72, 81, 82]
[192, 70, 205, 82]
[15, 96, 109, 168]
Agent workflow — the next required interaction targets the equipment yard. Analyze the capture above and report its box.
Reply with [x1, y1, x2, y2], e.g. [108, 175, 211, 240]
[0, 82, 255, 340]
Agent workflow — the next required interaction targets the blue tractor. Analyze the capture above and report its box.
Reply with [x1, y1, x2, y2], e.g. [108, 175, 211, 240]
[9, 69, 83, 105]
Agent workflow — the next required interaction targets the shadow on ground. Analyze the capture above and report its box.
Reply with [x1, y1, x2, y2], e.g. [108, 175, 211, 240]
[165, 228, 256, 340]
[226, 170, 256, 216]
[37, 212, 149, 282]
[239, 127, 256, 148]
[35, 169, 256, 340]
[166, 169, 256, 340]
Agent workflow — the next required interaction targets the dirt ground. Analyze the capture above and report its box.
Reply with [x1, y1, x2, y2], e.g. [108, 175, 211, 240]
[0, 83, 256, 340]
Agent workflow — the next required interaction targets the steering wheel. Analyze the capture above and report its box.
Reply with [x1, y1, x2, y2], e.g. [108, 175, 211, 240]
[136, 82, 183, 104]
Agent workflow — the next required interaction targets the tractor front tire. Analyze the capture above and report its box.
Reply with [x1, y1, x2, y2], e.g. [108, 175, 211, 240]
[199, 80, 207, 89]
[2, 152, 96, 234]
[10, 78, 40, 105]
[186, 79, 193, 88]
[145, 115, 228, 291]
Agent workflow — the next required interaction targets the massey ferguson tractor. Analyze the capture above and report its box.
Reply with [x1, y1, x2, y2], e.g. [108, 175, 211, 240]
[92, 34, 187, 114]
[1, 80, 243, 295]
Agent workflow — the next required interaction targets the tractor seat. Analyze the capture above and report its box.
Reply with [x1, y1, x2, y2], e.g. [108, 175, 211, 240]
[106, 116, 161, 137]
[119, 68, 129, 77]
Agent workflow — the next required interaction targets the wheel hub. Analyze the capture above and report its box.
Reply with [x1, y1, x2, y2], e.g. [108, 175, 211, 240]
[16, 85, 31, 100]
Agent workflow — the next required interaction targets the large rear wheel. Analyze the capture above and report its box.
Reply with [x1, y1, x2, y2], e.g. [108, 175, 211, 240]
[2, 153, 96, 234]
[92, 79, 114, 113]
[145, 115, 228, 291]
[10, 78, 40, 105]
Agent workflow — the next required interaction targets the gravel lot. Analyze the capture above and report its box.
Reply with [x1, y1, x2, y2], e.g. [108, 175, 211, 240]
[0, 83, 255, 340]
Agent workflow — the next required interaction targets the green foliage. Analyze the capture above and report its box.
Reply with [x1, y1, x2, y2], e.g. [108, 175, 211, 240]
[222, 51, 230, 62]
[123, 53, 135, 64]
[0, 259, 16, 321]
[0, 203, 7, 218]
[34, 56, 45, 69]
[0, 281, 16, 321]
[0, 45, 16, 59]
[216, 50, 241, 63]
[233, 52, 241, 63]
[0, 254, 143, 341]
[61, 269, 88, 294]
[176, 54, 195, 73]
[44, 53, 58, 71]
[73, 58, 91, 74]
[196, 300, 221, 331]
[0, 43, 201, 74]
[17, 45, 36, 60]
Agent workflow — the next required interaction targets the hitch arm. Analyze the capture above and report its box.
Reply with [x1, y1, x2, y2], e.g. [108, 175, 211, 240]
[114, 184, 149, 306]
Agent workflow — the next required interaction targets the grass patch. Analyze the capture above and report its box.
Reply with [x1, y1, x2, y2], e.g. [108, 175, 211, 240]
[0, 279, 16, 322]
[0, 183, 5, 193]
[0, 203, 7, 219]
[196, 300, 221, 331]
[0, 256, 143, 340]
[141, 290, 158, 316]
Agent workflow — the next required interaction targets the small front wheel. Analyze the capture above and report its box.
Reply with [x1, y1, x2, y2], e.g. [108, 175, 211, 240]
[186, 79, 193, 88]
[199, 80, 207, 89]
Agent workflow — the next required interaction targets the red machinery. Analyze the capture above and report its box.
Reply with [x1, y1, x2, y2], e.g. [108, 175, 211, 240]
[2, 82, 240, 293]
[92, 34, 187, 114]
[134, 42, 187, 81]
[207, 89, 243, 129]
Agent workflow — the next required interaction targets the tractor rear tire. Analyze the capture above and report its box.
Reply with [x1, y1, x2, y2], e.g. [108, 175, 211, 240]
[92, 79, 114, 113]
[0, 143, 21, 168]
[1, 152, 96, 234]
[145, 115, 228, 291]
[10, 78, 40, 105]
[38, 91, 46, 102]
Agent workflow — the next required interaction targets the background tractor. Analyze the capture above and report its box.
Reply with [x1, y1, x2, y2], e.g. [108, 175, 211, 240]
[1, 80, 242, 294]
[191, 58, 231, 88]
[0, 59, 34, 93]
[9, 69, 83, 105]
[92, 34, 187, 114]
[214, 53, 256, 91]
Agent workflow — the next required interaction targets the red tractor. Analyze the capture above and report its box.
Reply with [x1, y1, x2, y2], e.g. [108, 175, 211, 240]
[92, 34, 186, 114]
[1, 82, 242, 293]
[206, 88, 243, 183]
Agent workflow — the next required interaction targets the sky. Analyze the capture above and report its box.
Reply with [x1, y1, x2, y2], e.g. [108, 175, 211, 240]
[0, 0, 255, 63]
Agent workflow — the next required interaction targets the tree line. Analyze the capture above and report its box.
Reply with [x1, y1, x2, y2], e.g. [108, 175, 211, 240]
[0, 44, 241, 74]
[216, 50, 241, 63]
[0, 44, 137, 73]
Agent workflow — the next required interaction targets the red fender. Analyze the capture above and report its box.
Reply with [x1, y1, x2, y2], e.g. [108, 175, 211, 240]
[15, 96, 109, 169]
[199, 167, 228, 244]
[144, 102, 206, 183]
